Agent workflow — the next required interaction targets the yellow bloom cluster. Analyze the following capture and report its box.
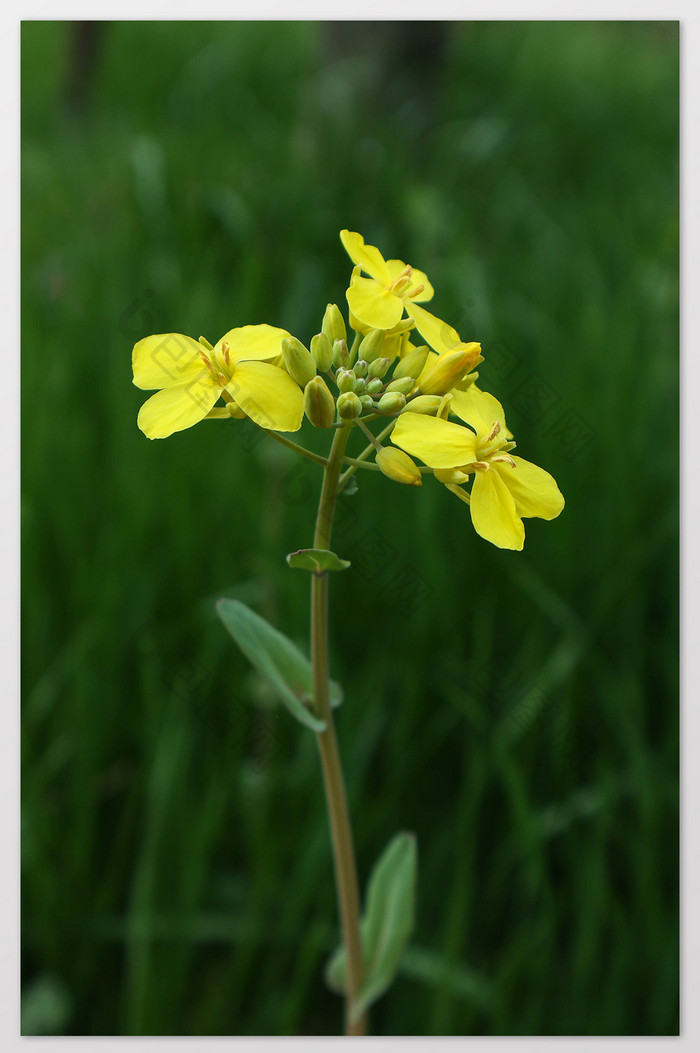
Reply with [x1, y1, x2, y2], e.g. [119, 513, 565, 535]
[132, 230, 564, 550]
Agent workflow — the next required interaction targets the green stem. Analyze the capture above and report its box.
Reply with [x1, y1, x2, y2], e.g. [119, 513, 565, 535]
[263, 429, 328, 467]
[338, 421, 396, 493]
[341, 455, 382, 471]
[311, 421, 367, 1036]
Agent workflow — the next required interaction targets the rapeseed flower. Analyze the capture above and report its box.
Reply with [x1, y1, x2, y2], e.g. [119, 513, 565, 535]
[132, 325, 303, 439]
[340, 230, 434, 330]
[391, 387, 564, 550]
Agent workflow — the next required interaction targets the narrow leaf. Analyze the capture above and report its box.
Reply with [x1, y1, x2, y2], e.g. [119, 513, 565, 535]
[325, 831, 417, 1021]
[286, 548, 351, 573]
[216, 599, 342, 732]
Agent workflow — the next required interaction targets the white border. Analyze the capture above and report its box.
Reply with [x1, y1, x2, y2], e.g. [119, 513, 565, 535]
[8, 6, 694, 1050]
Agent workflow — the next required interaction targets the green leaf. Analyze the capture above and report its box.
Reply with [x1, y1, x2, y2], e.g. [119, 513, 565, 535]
[286, 548, 351, 573]
[325, 831, 417, 1022]
[216, 599, 343, 732]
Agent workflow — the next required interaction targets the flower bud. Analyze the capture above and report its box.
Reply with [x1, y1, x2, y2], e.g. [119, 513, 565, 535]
[332, 338, 349, 369]
[336, 368, 356, 393]
[368, 357, 391, 380]
[353, 358, 368, 379]
[310, 332, 334, 373]
[393, 344, 429, 380]
[376, 447, 422, 487]
[418, 346, 478, 396]
[365, 377, 383, 395]
[322, 303, 347, 347]
[359, 394, 374, 411]
[282, 337, 316, 388]
[354, 377, 367, 394]
[377, 391, 406, 415]
[384, 376, 415, 396]
[226, 401, 247, 419]
[400, 394, 442, 415]
[303, 376, 336, 428]
[336, 391, 362, 420]
[358, 329, 385, 364]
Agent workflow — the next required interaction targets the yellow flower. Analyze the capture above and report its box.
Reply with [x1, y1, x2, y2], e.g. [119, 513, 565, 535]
[391, 387, 564, 551]
[132, 325, 304, 439]
[340, 230, 434, 330]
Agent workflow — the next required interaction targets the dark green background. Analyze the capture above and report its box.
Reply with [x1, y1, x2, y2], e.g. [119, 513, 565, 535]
[21, 21, 679, 1036]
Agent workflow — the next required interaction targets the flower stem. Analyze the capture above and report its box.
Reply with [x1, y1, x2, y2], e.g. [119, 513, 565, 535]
[263, 429, 328, 467]
[338, 421, 396, 493]
[311, 421, 367, 1036]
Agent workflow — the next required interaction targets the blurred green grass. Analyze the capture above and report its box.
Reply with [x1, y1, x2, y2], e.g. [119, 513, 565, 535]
[21, 20, 678, 1036]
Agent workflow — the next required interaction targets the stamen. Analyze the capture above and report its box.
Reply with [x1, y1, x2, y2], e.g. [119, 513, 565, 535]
[391, 276, 411, 296]
[407, 283, 425, 298]
[220, 341, 231, 367]
[490, 454, 516, 468]
[198, 350, 217, 377]
[485, 421, 501, 443]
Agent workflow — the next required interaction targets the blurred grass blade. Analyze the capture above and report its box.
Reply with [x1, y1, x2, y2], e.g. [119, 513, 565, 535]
[216, 598, 342, 732]
[326, 831, 417, 1022]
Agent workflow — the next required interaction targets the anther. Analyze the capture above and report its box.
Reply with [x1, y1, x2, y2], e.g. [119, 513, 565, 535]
[198, 351, 217, 377]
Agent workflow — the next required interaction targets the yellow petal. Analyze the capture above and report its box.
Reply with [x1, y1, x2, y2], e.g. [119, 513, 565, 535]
[340, 230, 392, 284]
[435, 467, 470, 485]
[451, 387, 507, 438]
[405, 302, 461, 353]
[386, 261, 435, 303]
[132, 333, 204, 390]
[137, 375, 221, 439]
[391, 413, 478, 469]
[347, 275, 404, 330]
[493, 457, 565, 520]
[227, 361, 304, 432]
[470, 469, 524, 551]
[214, 324, 290, 364]
[408, 269, 434, 303]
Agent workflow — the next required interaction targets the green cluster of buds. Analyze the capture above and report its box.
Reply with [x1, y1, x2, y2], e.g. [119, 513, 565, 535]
[300, 306, 468, 431]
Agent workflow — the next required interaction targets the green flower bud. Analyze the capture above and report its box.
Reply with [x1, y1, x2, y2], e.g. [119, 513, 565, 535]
[282, 336, 316, 388]
[353, 358, 368, 379]
[359, 394, 374, 410]
[376, 447, 422, 487]
[368, 357, 391, 380]
[332, 338, 349, 369]
[303, 376, 336, 428]
[365, 377, 383, 395]
[377, 391, 406, 415]
[322, 303, 347, 348]
[354, 377, 366, 395]
[336, 368, 356, 393]
[310, 332, 334, 373]
[393, 344, 429, 380]
[400, 394, 442, 415]
[384, 376, 415, 396]
[337, 391, 362, 420]
[358, 329, 385, 364]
